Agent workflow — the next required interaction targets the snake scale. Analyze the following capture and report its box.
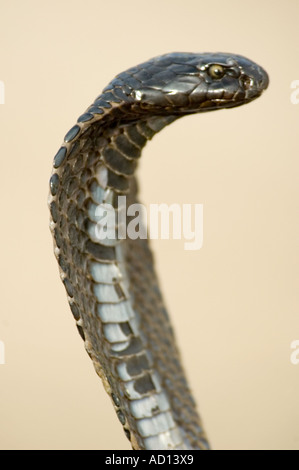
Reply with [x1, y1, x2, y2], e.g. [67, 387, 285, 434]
[48, 52, 268, 450]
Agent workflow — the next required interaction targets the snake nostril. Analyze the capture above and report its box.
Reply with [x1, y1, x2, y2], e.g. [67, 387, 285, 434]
[240, 74, 253, 90]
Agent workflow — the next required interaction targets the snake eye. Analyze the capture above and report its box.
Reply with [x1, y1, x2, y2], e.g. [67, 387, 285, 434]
[208, 64, 225, 79]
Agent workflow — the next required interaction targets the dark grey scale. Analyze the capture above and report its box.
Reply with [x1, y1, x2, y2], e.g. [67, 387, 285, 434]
[68, 224, 81, 249]
[71, 246, 86, 271]
[138, 88, 170, 106]
[72, 154, 84, 174]
[116, 410, 126, 425]
[168, 63, 198, 74]
[112, 87, 132, 102]
[57, 191, 68, 217]
[165, 91, 189, 107]
[133, 373, 157, 395]
[111, 393, 120, 407]
[50, 201, 58, 223]
[61, 160, 72, 178]
[131, 69, 153, 82]
[102, 147, 137, 176]
[146, 116, 178, 132]
[124, 429, 131, 441]
[88, 106, 104, 115]
[70, 243, 85, 274]
[68, 140, 81, 160]
[119, 322, 133, 336]
[172, 396, 186, 417]
[80, 168, 92, 185]
[163, 378, 175, 395]
[111, 337, 144, 357]
[114, 135, 141, 159]
[79, 125, 95, 141]
[76, 324, 85, 341]
[101, 91, 121, 103]
[58, 234, 70, 261]
[114, 283, 126, 300]
[162, 54, 194, 65]
[142, 70, 176, 86]
[92, 99, 111, 109]
[119, 84, 132, 96]
[80, 217, 96, 241]
[116, 73, 141, 90]
[66, 177, 78, 198]
[53, 227, 62, 249]
[152, 56, 173, 67]
[103, 78, 124, 90]
[74, 211, 86, 236]
[107, 170, 130, 193]
[162, 75, 200, 94]
[64, 125, 81, 143]
[76, 189, 87, 209]
[50, 173, 59, 196]
[157, 332, 173, 349]
[126, 353, 151, 377]
[59, 211, 68, 233]
[193, 422, 205, 435]
[125, 126, 147, 148]
[138, 64, 164, 75]
[63, 277, 74, 298]
[199, 439, 210, 450]
[69, 301, 80, 321]
[136, 121, 156, 139]
[147, 339, 161, 354]
[85, 239, 116, 261]
[58, 254, 70, 276]
[94, 135, 109, 150]
[86, 150, 100, 168]
[104, 123, 122, 139]
[82, 196, 96, 215]
[125, 66, 140, 74]
[53, 146, 67, 168]
[80, 136, 92, 154]
[82, 288, 95, 312]
[77, 113, 94, 123]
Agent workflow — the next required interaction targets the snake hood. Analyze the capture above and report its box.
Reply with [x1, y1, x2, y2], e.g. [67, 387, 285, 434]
[107, 52, 269, 115]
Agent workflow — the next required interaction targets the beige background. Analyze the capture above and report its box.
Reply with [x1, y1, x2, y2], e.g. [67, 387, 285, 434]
[0, 0, 298, 450]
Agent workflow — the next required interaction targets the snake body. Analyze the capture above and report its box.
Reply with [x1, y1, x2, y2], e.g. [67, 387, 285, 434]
[49, 52, 268, 450]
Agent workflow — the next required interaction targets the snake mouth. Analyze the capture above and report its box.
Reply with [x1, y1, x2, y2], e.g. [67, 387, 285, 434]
[243, 65, 269, 101]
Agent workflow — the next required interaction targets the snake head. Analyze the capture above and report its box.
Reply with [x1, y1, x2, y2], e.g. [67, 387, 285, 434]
[126, 52, 269, 114]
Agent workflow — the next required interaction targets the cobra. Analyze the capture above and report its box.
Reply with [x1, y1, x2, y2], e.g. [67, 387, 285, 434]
[48, 52, 269, 450]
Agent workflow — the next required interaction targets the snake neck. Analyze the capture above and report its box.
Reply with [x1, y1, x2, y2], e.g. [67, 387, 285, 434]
[49, 97, 208, 450]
